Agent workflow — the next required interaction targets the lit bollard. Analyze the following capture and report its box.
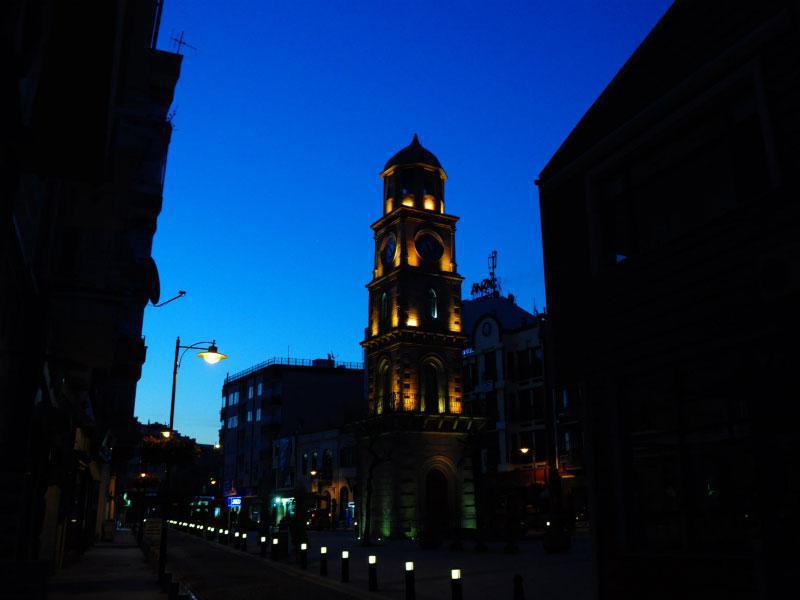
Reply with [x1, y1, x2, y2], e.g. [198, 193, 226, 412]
[368, 555, 378, 591]
[320, 546, 328, 576]
[260, 535, 267, 557]
[271, 537, 279, 560]
[241, 532, 247, 551]
[451, 569, 462, 600]
[404, 561, 415, 600]
[341, 550, 350, 583]
[299, 542, 308, 569]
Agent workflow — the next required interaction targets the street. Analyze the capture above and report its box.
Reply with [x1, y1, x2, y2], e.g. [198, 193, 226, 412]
[165, 528, 592, 600]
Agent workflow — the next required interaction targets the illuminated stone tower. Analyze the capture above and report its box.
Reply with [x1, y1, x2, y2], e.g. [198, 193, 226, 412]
[360, 135, 482, 541]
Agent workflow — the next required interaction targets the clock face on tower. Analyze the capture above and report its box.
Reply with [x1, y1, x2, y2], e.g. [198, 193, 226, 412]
[381, 234, 397, 267]
[415, 232, 444, 261]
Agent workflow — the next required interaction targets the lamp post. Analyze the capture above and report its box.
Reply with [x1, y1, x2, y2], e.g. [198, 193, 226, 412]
[158, 336, 227, 583]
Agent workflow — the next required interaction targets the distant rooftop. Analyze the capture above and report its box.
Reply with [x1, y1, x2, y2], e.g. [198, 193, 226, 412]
[462, 294, 540, 339]
[225, 356, 363, 383]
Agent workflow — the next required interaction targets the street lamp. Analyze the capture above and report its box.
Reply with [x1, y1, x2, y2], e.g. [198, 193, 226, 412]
[158, 336, 227, 583]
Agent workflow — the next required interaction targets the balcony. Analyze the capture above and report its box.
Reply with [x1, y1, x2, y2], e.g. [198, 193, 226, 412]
[374, 392, 464, 415]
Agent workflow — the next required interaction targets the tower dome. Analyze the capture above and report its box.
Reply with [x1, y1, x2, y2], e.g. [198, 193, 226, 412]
[383, 134, 443, 172]
[381, 134, 446, 215]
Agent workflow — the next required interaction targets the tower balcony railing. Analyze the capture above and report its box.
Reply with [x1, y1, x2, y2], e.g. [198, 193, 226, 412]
[375, 392, 464, 416]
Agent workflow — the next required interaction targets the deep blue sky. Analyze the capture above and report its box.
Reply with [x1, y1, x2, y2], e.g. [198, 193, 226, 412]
[135, 0, 672, 443]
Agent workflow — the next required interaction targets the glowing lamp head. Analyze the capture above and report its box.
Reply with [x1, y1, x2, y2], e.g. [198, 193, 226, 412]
[368, 555, 377, 565]
[214, 442, 221, 449]
[321, 546, 327, 555]
[341, 550, 349, 559]
[520, 447, 530, 454]
[451, 569, 461, 580]
[139, 472, 147, 478]
[198, 342, 228, 365]
[272, 538, 279, 545]
[309, 469, 318, 477]
[242, 533, 247, 539]
[161, 430, 171, 439]
[405, 561, 414, 572]
[301, 543, 307, 550]
[260, 536, 266, 543]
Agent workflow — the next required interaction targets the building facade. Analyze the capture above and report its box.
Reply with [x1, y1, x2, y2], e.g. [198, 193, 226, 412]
[1, 0, 180, 586]
[462, 295, 548, 528]
[537, 2, 799, 598]
[359, 135, 484, 543]
[219, 357, 363, 525]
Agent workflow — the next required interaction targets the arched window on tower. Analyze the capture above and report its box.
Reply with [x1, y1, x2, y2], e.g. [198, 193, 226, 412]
[380, 292, 389, 323]
[428, 289, 438, 319]
[420, 359, 445, 414]
[376, 361, 392, 414]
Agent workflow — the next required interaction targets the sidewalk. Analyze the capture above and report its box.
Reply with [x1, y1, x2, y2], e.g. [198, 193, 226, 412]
[49, 528, 166, 600]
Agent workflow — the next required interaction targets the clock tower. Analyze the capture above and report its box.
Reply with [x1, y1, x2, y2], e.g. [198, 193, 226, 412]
[360, 135, 482, 542]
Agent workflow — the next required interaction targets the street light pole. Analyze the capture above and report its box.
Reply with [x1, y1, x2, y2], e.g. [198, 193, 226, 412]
[158, 336, 227, 583]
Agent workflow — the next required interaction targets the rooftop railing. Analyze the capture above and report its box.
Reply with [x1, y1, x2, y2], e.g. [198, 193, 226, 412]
[225, 356, 363, 383]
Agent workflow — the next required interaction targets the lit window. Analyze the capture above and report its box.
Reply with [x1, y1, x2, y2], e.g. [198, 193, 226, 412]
[423, 195, 436, 210]
[428, 289, 438, 319]
[247, 410, 252, 422]
[256, 408, 262, 421]
[380, 292, 389, 322]
[248, 385, 253, 399]
[257, 382, 263, 396]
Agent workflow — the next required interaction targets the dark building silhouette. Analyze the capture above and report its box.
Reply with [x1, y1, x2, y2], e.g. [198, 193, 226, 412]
[537, 2, 799, 598]
[1, 0, 179, 586]
[219, 357, 363, 524]
[358, 136, 485, 541]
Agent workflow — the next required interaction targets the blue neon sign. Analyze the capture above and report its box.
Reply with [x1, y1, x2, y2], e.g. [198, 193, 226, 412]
[227, 496, 242, 507]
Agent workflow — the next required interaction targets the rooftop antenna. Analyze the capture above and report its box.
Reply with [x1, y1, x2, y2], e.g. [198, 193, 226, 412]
[471, 250, 501, 299]
[171, 31, 197, 55]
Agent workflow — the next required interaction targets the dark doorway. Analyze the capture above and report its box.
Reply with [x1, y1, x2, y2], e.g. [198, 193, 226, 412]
[423, 468, 449, 545]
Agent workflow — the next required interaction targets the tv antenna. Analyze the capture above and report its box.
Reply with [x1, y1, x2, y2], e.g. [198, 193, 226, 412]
[470, 250, 501, 299]
[171, 31, 197, 55]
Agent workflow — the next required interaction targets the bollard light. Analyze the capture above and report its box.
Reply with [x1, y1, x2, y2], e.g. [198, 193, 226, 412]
[404, 561, 416, 600]
[320, 546, 328, 576]
[260, 536, 266, 543]
[271, 537, 280, 561]
[451, 568, 463, 600]
[260, 535, 267, 557]
[321, 546, 327, 554]
[242, 533, 247, 539]
[341, 549, 350, 582]
[300, 542, 308, 569]
[368, 555, 378, 591]
[235, 531, 240, 538]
